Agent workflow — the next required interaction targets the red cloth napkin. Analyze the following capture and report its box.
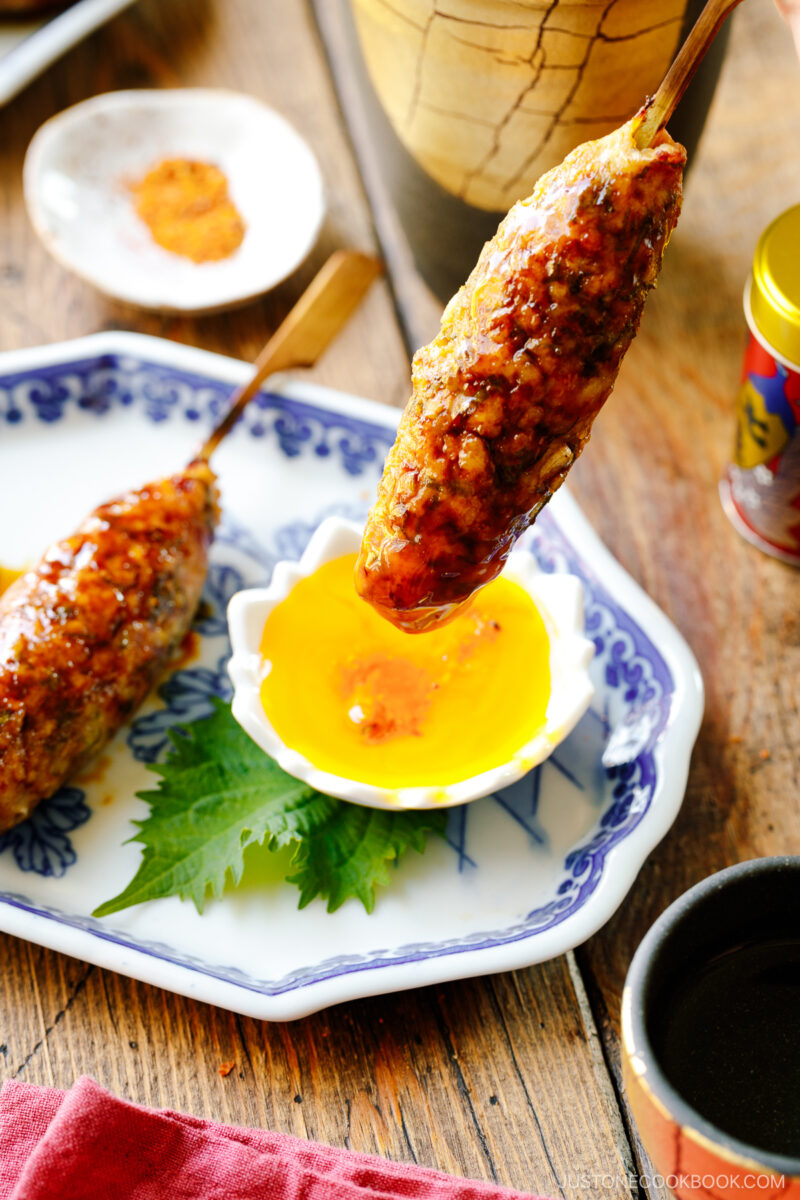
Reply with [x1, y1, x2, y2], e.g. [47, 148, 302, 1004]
[0, 1076, 547, 1200]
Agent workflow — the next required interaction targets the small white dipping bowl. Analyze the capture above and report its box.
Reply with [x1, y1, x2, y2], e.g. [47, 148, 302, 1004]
[227, 518, 595, 810]
[23, 88, 325, 313]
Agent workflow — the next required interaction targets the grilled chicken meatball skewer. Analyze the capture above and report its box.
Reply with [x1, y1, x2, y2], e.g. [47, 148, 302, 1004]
[0, 462, 218, 833]
[356, 117, 686, 633]
[0, 252, 381, 834]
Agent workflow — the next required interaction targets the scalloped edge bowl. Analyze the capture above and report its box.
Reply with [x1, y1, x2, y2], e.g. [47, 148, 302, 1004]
[227, 517, 595, 810]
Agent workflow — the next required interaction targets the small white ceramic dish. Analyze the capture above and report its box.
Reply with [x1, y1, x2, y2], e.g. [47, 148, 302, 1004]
[23, 88, 325, 312]
[227, 516, 596, 810]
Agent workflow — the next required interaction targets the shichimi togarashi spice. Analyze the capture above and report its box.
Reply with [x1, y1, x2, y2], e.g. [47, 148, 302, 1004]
[130, 158, 246, 263]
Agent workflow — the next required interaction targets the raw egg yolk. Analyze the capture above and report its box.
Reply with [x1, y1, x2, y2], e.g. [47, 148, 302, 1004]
[259, 553, 551, 789]
[0, 565, 22, 598]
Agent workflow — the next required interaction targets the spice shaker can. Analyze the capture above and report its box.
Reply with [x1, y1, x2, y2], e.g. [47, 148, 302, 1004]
[720, 204, 800, 564]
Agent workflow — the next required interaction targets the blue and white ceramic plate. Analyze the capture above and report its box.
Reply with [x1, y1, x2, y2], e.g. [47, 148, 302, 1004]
[0, 332, 704, 1021]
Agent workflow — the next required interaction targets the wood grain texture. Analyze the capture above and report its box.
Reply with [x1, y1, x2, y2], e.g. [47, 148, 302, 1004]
[314, 0, 445, 354]
[566, 2, 800, 1188]
[0, 1, 796, 1195]
[574, 0, 800, 995]
[318, 1, 800, 1195]
[0, 0, 410, 407]
[0, 936, 638, 1197]
[0, 1, 639, 1196]
[197, 250, 383, 459]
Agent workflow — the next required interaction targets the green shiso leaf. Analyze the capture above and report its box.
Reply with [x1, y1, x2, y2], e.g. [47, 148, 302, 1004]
[93, 700, 447, 918]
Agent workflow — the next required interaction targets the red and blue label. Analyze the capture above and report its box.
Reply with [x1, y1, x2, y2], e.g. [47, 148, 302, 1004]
[726, 332, 800, 562]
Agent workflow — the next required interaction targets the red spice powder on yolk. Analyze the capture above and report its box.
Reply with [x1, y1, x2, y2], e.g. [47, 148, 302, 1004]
[341, 655, 435, 742]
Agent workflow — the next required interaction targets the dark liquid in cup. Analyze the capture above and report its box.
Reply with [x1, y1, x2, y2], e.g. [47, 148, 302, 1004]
[653, 937, 800, 1157]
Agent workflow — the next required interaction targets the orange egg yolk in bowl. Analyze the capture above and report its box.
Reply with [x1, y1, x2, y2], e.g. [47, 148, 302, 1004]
[258, 552, 552, 790]
[226, 517, 595, 811]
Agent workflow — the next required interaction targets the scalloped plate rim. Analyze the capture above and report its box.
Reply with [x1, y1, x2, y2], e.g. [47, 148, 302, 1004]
[0, 331, 705, 1021]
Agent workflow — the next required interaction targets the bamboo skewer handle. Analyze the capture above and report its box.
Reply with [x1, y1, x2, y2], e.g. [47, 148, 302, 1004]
[634, 0, 746, 148]
[196, 250, 383, 463]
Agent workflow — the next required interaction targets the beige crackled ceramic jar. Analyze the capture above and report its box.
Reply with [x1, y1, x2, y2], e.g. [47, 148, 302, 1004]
[348, 0, 728, 298]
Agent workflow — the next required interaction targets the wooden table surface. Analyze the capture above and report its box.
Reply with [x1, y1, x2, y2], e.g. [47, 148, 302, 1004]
[1, 2, 799, 1196]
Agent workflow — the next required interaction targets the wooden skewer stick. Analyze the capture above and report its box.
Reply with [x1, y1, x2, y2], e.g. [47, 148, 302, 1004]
[196, 250, 383, 462]
[634, 0, 746, 148]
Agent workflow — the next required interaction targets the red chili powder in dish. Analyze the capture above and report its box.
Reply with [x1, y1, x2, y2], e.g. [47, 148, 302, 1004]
[130, 158, 245, 264]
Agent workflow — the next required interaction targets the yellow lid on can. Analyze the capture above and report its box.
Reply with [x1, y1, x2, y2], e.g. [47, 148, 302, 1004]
[750, 203, 800, 367]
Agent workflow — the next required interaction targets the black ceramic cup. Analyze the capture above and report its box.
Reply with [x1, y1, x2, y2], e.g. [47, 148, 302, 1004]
[621, 856, 800, 1200]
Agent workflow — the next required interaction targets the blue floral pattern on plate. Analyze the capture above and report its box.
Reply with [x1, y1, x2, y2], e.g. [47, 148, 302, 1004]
[0, 788, 91, 879]
[0, 355, 390, 476]
[0, 339, 702, 1017]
